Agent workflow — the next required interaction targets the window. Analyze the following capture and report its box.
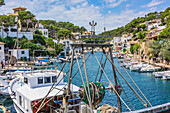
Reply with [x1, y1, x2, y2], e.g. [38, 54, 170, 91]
[9, 51, 11, 55]
[44, 77, 51, 83]
[38, 77, 43, 84]
[0, 47, 1, 50]
[24, 77, 28, 84]
[52, 76, 57, 83]
[21, 51, 25, 54]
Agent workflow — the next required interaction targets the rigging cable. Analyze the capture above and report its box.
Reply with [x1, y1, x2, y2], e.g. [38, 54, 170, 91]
[35, 52, 92, 112]
[93, 52, 131, 111]
[115, 56, 152, 107]
[75, 52, 93, 112]
[104, 53, 148, 107]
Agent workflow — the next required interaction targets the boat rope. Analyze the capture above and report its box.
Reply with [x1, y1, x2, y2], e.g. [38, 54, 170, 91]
[99, 55, 107, 82]
[115, 56, 152, 107]
[34, 52, 92, 112]
[95, 53, 103, 81]
[83, 53, 94, 112]
[93, 52, 132, 111]
[104, 53, 148, 107]
[75, 52, 93, 112]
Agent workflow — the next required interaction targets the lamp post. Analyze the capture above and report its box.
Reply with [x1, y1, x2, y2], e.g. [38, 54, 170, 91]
[89, 20, 97, 42]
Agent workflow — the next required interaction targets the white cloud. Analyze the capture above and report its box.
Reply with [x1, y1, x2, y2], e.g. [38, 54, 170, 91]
[105, 0, 126, 8]
[0, 0, 164, 34]
[126, 4, 130, 7]
[142, 0, 165, 7]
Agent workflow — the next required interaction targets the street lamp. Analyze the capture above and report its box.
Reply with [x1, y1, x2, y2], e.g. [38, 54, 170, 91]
[89, 20, 97, 41]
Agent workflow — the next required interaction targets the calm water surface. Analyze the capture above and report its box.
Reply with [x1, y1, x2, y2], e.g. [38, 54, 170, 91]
[2, 52, 170, 112]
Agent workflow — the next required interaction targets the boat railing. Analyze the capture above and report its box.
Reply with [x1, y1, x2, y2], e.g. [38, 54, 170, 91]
[9, 78, 20, 96]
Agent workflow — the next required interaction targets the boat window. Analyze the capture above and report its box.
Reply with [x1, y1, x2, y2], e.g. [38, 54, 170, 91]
[24, 77, 28, 84]
[38, 77, 43, 84]
[0, 47, 1, 50]
[19, 95, 22, 106]
[44, 77, 51, 83]
[52, 76, 57, 83]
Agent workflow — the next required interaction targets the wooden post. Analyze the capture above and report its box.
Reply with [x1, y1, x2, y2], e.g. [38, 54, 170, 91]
[109, 47, 121, 112]
[64, 47, 74, 113]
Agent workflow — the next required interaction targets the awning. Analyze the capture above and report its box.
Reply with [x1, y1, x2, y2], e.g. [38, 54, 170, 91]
[37, 59, 48, 62]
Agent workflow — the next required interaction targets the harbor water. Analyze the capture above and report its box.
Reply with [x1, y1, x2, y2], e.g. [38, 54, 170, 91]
[1, 52, 170, 112]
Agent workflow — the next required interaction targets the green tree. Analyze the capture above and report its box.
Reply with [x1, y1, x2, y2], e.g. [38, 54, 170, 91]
[21, 42, 45, 56]
[19, 36, 29, 48]
[18, 11, 35, 31]
[137, 32, 145, 39]
[0, 0, 5, 6]
[3, 36, 16, 48]
[57, 29, 72, 39]
[133, 44, 140, 53]
[33, 34, 47, 46]
[34, 30, 42, 35]
[158, 26, 170, 39]
[147, 40, 162, 58]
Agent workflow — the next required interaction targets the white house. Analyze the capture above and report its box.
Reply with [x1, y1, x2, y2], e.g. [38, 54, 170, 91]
[35, 23, 49, 38]
[0, 26, 33, 40]
[59, 39, 74, 56]
[9, 49, 29, 60]
[39, 29, 48, 38]
[0, 42, 5, 62]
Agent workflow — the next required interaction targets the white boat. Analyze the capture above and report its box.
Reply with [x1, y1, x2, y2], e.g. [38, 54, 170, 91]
[34, 60, 48, 66]
[153, 71, 170, 78]
[140, 65, 161, 73]
[161, 71, 170, 80]
[50, 58, 62, 64]
[8, 70, 85, 113]
[162, 73, 170, 80]
[130, 63, 148, 71]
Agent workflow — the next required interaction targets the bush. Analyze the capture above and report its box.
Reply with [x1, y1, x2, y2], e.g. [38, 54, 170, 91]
[34, 30, 42, 35]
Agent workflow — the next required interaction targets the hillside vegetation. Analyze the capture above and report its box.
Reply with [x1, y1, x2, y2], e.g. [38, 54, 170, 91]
[98, 7, 170, 40]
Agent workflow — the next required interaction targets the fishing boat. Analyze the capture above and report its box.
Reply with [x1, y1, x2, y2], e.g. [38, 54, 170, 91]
[8, 44, 170, 113]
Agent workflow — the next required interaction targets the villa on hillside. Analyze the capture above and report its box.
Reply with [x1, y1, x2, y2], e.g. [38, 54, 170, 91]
[139, 19, 163, 30]
[0, 7, 49, 40]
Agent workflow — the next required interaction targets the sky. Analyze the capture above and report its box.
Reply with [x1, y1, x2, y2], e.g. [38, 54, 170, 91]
[0, 0, 170, 34]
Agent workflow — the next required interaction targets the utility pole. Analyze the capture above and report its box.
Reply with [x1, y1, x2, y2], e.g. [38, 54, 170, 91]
[89, 20, 97, 42]
[16, 16, 19, 68]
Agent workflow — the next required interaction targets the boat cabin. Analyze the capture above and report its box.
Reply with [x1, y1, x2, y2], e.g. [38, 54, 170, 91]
[13, 71, 80, 113]
[22, 71, 64, 88]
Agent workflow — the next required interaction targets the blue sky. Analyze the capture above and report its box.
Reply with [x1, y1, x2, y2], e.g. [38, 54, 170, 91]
[0, 0, 170, 34]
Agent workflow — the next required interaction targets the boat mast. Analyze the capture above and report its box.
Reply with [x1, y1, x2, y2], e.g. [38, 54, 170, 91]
[109, 47, 122, 112]
[64, 48, 74, 113]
